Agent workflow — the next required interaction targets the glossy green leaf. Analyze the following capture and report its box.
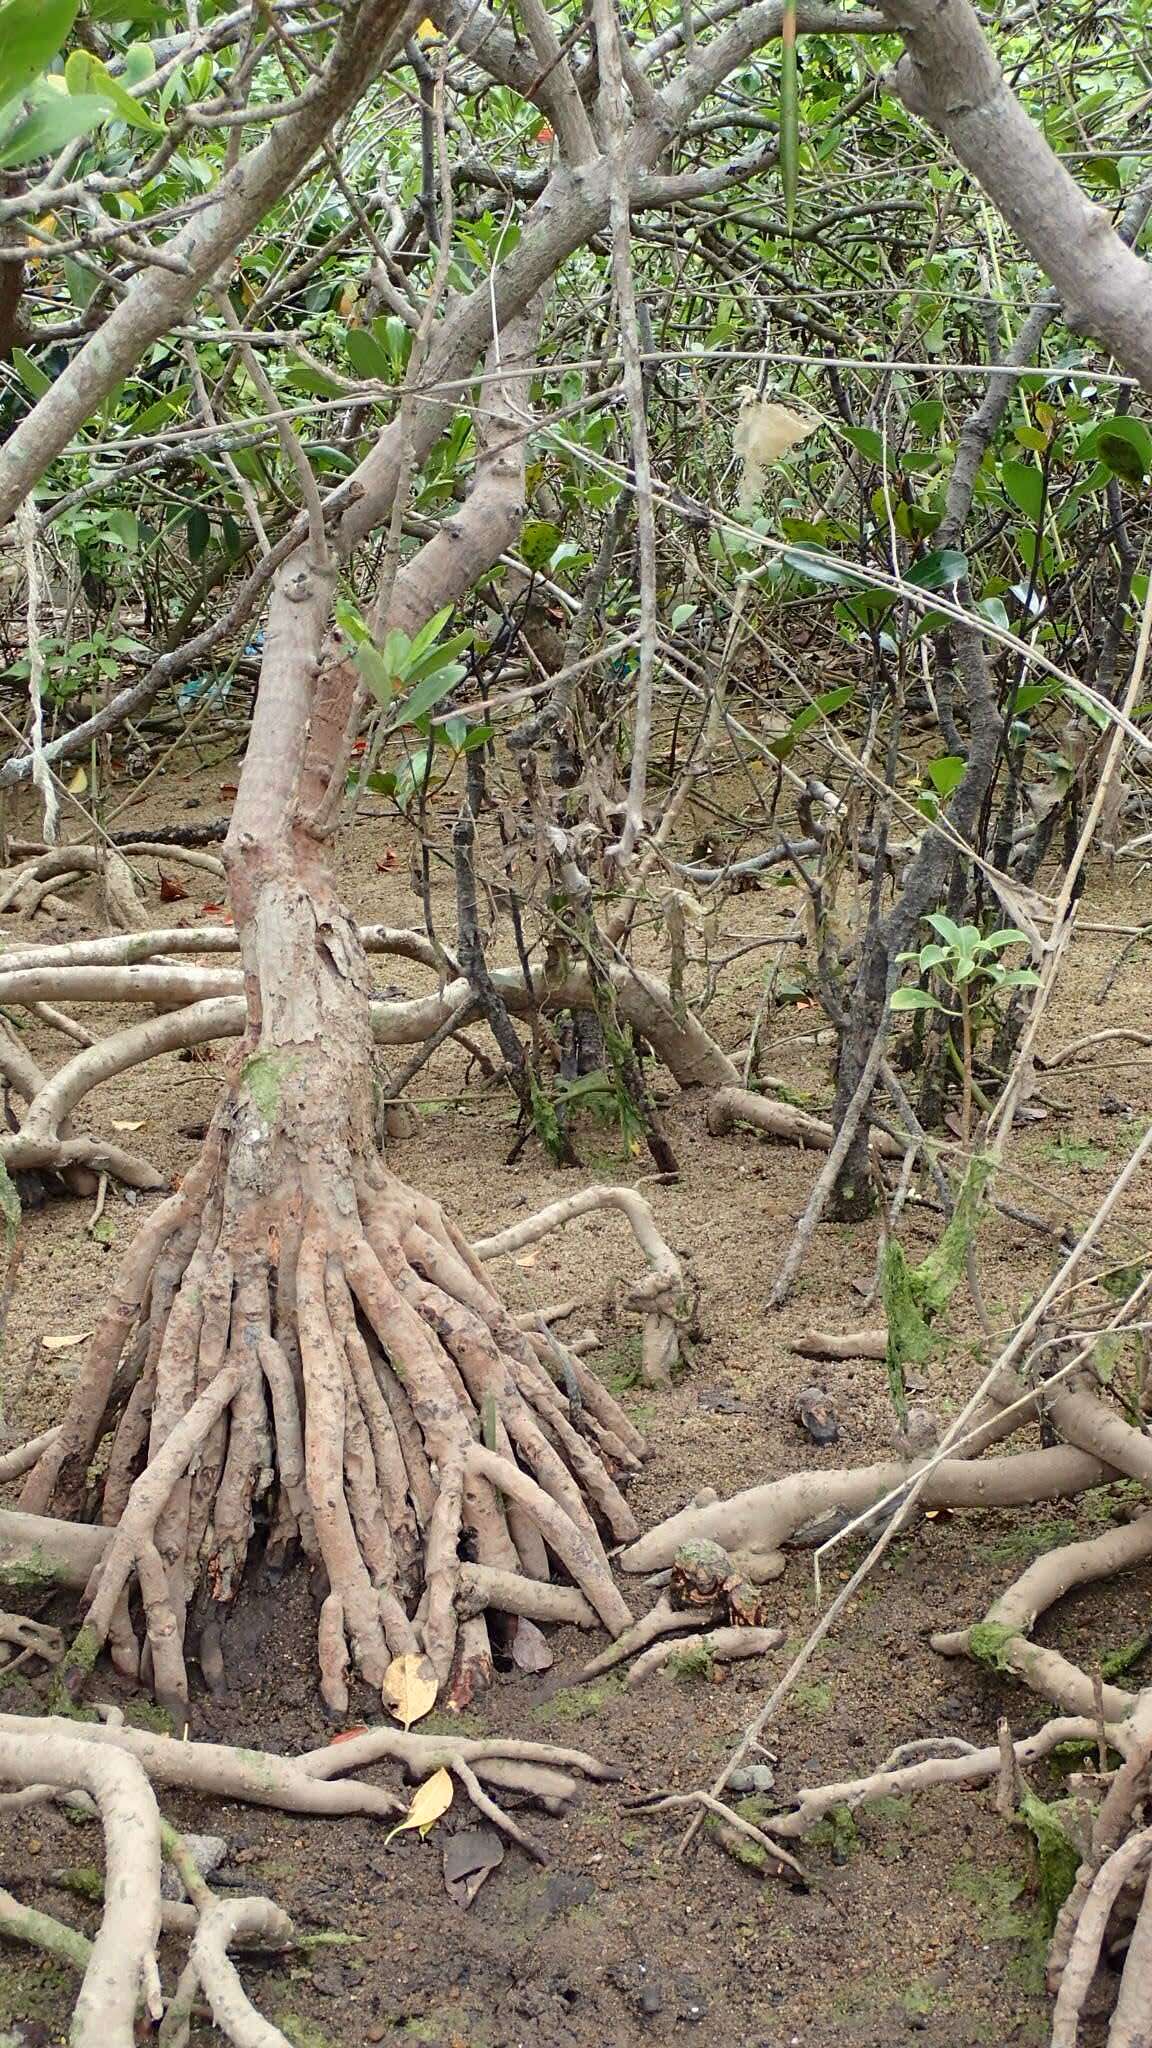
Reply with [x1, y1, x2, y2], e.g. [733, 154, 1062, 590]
[0, 89, 105, 167]
[0, 0, 78, 109]
[906, 548, 967, 591]
[65, 48, 161, 129]
[11, 345, 49, 395]
[1000, 459, 1045, 523]
[344, 327, 392, 381]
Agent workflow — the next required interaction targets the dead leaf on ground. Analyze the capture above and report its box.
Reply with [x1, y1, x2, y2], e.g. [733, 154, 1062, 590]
[159, 873, 188, 903]
[443, 1825, 504, 1907]
[382, 1651, 438, 1729]
[42, 1332, 91, 1353]
[110, 1119, 146, 1133]
[510, 1618, 553, 1673]
[384, 1767, 453, 1844]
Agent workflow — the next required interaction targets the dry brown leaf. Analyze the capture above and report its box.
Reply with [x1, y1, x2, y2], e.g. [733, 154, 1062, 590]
[384, 1767, 453, 1844]
[443, 1824, 504, 1907]
[110, 1120, 146, 1133]
[42, 1332, 91, 1353]
[510, 1618, 553, 1673]
[382, 1651, 438, 1730]
[733, 398, 821, 512]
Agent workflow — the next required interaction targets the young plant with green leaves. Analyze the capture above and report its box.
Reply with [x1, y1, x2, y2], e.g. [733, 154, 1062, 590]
[892, 914, 1040, 1141]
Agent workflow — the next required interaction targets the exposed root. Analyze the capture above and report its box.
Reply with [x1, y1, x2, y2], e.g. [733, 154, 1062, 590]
[789, 1327, 887, 1361]
[18, 1098, 643, 1713]
[618, 1438, 1112, 1577]
[932, 1513, 1152, 1721]
[0, 1723, 162, 2048]
[474, 1183, 687, 1384]
[707, 1085, 904, 1159]
[0, 1706, 612, 2046]
[579, 1592, 722, 1680]
[625, 1623, 783, 1687]
[1050, 1826, 1152, 2048]
[0, 1423, 60, 1482]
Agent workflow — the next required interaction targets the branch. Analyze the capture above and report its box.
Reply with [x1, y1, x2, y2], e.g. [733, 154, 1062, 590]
[876, 0, 1152, 393]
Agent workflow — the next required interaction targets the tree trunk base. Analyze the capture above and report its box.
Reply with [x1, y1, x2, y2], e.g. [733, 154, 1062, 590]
[20, 1088, 644, 1720]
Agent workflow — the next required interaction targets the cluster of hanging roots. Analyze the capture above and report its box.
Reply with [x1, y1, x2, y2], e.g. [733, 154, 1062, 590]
[12, 1109, 651, 1721]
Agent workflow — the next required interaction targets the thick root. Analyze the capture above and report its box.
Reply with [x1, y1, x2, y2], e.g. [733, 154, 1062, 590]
[23, 1113, 643, 1715]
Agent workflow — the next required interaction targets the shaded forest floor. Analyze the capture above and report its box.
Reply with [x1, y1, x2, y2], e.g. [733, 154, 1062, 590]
[2, 737, 1151, 2048]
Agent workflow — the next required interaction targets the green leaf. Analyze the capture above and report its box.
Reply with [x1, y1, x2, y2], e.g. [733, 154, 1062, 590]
[924, 911, 964, 949]
[0, 0, 78, 108]
[521, 518, 560, 571]
[840, 424, 886, 465]
[926, 754, 965, 797]
[890, 988, 943, 1013]
[906, 548, 966, 591]
[65, 47, 160, 129]
[186, 506, 210, 559]
[0, 89, 105, 167]
[388, 662, 466, 731]
[670, 602, 697, 629]
[344, 327, 392, 381]
[354, 642, 395, 709]
[981, 929, 1028, 950]
[780, 546, 867, 589]
[11, 344, 49, 395]
[1084, 415, 1152, 484]
[780, 0, 798, 230]
[1000, 459, 1045, 523]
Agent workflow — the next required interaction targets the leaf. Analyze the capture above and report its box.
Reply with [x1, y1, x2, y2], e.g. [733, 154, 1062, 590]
[384, 1767, 453, 1844]
[42, 1330, 90, 1351]
[924, 911, 964, 949]
[344, 327, 392, 381]
[0, 0, 78, 109]
[779, 546, 865, 590]
[353, 642, 394, 709]
[927, 755, 965, 797]
[110, 1119, 145, 1132]
[905, 548, 966, 591]
[382, 1651, 438, 1729]
[387, 661, 465, 733]
[66, 763, 87, 794]
[890, 988, 943, 1013]
[0, 91, 105, 168]
[158, 872, 187, 903]
[12, 345, 49, 395]
[521, 518, 560, 572]
[416, 16, 439, 39]
[1000, 459, 1044, 524]
[840, 424, 886, 465]
[510, 1617, 553, 1673]
[443, 1824, 504, 1908]
[64, 47, 160, 130]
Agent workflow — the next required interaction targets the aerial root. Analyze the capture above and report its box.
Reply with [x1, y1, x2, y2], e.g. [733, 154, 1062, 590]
[18, 1136, 642, 1718]
[0, 1711, 616, 2044]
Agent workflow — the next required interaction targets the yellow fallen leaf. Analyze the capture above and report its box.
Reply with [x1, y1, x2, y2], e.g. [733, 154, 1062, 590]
[385, 1767, 453, 1844]
[67, 765, 88, 795]
[382, 1651, 438, 1730]
[416, 16, 439, 39]
[110, 1120, 146, 1133]
[42, 1332, 91, 1353]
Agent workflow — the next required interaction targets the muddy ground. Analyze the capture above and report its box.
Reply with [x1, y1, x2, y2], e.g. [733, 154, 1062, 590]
[2, 742, 1150, 2048]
